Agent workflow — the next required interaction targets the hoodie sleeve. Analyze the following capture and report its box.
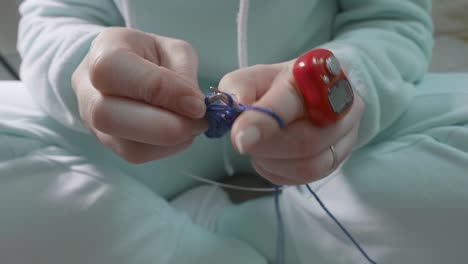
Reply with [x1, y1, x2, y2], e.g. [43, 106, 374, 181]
[320, 0, 433, 148]
[18, 0, 125, 132]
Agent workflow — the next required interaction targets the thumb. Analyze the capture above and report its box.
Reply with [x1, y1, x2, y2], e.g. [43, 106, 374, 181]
[231, 61, 305, 154]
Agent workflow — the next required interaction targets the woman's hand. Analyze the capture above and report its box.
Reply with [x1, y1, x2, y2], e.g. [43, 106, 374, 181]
[72, 28, 207, 163]
[219, 61, 364, 185]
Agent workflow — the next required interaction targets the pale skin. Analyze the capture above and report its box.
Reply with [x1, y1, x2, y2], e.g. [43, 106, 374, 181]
[72, 27, 365, 185]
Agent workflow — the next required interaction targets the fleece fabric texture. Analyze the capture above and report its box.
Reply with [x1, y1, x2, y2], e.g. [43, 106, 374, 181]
[6, 0, 467, 263]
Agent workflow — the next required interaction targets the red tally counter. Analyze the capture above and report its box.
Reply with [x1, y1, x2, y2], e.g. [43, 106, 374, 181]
[292, 48, 354, 127]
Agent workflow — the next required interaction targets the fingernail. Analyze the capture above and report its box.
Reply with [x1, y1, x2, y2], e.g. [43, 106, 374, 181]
[235, 126, 260, 154]
[178, 96, 206, 118]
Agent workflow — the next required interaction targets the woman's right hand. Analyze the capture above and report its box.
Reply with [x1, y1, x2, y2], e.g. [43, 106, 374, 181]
[72, 28, 207, 163]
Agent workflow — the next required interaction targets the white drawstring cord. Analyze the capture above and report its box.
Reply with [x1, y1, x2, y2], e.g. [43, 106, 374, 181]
[237, 0, 250, 68]
[219, 0, 251, 178]
[179, 170, 285, 192]
[121, 0, 133, 28]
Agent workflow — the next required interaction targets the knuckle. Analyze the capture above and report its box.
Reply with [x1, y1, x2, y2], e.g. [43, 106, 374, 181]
[142, 69, 168, 105]
[218, 72, 240, 92]
[251, 63, 269, 71]
[166, 39, 199, 68]
[170, 39, 195, 54]
[88, 48, 125, 88]
[88, 96, 109, 132]
[71, 62, 85, 93]
[88, 49, 112, 84]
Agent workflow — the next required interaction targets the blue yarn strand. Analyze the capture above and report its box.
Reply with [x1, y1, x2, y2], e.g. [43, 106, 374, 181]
[305, 184, 377, 264]
[203, 90, 376, 264]
[240, 105, 285, 128]
[204, 91, 285, 138]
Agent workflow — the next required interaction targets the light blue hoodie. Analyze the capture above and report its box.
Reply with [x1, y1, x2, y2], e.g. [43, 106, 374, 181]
[19, 1, 468, 263]
[18, 0, 433, 149]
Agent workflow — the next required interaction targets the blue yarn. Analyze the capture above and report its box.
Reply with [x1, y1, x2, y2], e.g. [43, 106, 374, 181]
[203, 91, 376, 264]
[204, 95, 242, 138]
[241, 105, 285, 129]
[204, 91, 284, 138]
[305, 184, 377, 264]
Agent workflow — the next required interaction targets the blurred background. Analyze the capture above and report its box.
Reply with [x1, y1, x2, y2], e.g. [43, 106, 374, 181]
[0, 0, 467, 81]
[0, 0, 21, 80]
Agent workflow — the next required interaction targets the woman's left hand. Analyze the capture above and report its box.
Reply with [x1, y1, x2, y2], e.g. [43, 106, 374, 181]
[218, 60, 365, 185]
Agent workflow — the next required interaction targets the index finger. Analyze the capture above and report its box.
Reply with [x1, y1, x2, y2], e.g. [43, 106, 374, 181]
[231, 62, 305, 154]
[88, 49, 205, 119]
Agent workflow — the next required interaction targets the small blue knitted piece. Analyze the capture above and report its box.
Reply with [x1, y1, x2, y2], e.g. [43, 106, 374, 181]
[204, 92, 284, 138]
[204, 94, 243, 138]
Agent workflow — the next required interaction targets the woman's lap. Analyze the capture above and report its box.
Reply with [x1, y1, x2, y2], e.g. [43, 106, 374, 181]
[216, 73, 468, 263]
[1, 73, 467, 263]
[0, 81, 266, 264]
